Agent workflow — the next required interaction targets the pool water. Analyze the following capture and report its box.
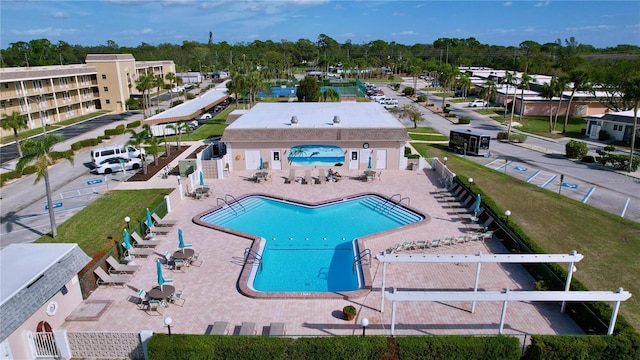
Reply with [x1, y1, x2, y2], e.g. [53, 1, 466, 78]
[200, 195, 424, 292]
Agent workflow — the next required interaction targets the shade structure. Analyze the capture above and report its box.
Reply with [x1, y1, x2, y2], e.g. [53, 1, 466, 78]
[367, 154, 372, 170]
[473, 194, 481, 214]
[199, 171, 205, 186]
[178, 228, 186, 251]
[259, 157, 263, 171]
[156, 260, 168, 290]
[123, 229, 132, 250]
[146, 208, 153, 229]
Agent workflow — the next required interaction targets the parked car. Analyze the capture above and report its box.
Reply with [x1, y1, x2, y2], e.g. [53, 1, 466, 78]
[91, 145, 145, 164]
[94, 157, 142, 174]
[468, 99, 488, 107]
[383, 99, 399, 109]
[198, 113, 213, 120]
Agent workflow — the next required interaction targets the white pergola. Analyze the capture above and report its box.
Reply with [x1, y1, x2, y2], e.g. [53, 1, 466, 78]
[385, 287, 631, 335]
[376, 251, 584, 313]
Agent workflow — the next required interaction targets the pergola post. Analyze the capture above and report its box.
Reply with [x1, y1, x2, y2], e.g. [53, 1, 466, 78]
[471, 252, 482, 313]
[380, 262, 387, 312]
[390, 289, 397, 336]
[498, 289, 509, 334]
[561, 250, 577, 313]
[608, 288, 624, 335]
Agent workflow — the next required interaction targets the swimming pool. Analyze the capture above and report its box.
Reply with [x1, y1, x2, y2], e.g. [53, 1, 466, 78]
[197, 194, 425, 296]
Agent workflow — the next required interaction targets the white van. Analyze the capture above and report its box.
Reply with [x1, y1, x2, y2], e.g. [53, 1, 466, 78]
[383, 99, 399, 109]
[91, 145, 145, 165]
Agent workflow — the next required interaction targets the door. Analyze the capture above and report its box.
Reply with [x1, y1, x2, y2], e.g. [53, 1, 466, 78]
[469, 137, 478, 155]
[244, 150, 261, 171]
[272, 151, 282, 170]
[375, 149, 387, 169]
[349, 151, 359, 170]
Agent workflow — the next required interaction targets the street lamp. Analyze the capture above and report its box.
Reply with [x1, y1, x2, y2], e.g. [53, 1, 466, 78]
[505, 210, 511, 223]
[443, 156, 448, 166]
[468, 177, 473, 188]
[164, 316, 173, 335]
[360, 317, 369, 337]
[124, 216, 130, 230]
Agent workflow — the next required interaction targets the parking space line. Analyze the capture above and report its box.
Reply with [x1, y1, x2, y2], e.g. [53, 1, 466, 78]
[496, 161, 512, 171]
[621, 198, 631, 218]
[541, 175, 557, 188]
[526, 170, 541, 183]
[582, 187, 596, 203]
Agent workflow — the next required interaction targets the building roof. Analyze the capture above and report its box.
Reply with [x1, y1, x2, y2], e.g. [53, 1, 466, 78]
[221, 102, 410, 142]
[85, 53, 135, 62]
[587, 109, 638, 124]
[142, 88, 229, 125]
[0, 65, 96, 81]
[0, 243, 90, 341]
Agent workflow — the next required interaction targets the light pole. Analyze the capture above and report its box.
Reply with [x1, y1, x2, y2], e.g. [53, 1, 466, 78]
[124, 216, 130, 230]
[505, 210, 511, 223]
[443, 156, 447, 166]
[164, 316, 173, 335]
[360, 317, 369, 337]
[468, 177, 473, 192]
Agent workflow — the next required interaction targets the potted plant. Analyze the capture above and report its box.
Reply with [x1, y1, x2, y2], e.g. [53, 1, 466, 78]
[342, 305, 357, 321]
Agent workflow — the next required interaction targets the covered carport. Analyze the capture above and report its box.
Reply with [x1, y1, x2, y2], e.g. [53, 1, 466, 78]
[142, 88, 229, 126]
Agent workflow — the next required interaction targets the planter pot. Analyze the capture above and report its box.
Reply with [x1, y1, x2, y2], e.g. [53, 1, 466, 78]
[343, 311, 356, 321]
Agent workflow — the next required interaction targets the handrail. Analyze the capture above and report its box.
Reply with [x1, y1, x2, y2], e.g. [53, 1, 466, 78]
[378, 193, 401, 211]
[353, 248, 372, 273]
[244, 247, 263, 271]
[388, 196, 411, 212]
[225, 194, 245, 213]
[216, 197, 237, 216]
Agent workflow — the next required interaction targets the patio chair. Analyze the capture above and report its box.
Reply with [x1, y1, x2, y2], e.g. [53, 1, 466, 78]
[238, 322, 256, 335]
[303, 170, 312, 185]
[131, 232, 161, 248]
[205, 322, 229, 335]
[317, 169, 325, 184]
[152, 213, 178, 227]
[170, 287, 186, 306]
[172, 259, 186, 273]
[145, 222, 172, 236]
[123, 243, 154, 258]
[106, 256, 140, 275]
[268, 322, 286, 336]
[146, 300, 162, 316]
[94, 267, 131, 287]
[190, 252, 203, 267]
[137, 288, 150, 310]
[285, 169, 295, 184]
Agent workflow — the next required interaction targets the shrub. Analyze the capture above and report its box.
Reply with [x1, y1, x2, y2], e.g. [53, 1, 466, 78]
[185, 92, 196, 100]
[604, 144, 616, 152]
[70, 138, 100, 151]
[417, 95, 427, 102]
[598, 130, 610, 141]
[581, 155, 596, 163]
[21, 165, 37, 175]
[104, 126, 126, 136]
[565, 140, 589, 159]
[443, 108, 450, 114]
[427, 103, 434, 107]
[458, 117, 471, 124]
[497, 132, 527, 143]
[0, 170, 22, 186]
[171, 100, 184, 107]
[403, 86, 415, 96]
[126, 120, 141, 129]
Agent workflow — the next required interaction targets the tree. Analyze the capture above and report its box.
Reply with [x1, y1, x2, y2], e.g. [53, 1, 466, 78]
[391, 104, 424, 129]
[1, 111, 28, 158]
[15, 133, 73, 238]
[296, 75, 321, 102]
[246, 70, 266, 107]
[507, 73, 532, 138]
[456, 74, 472, 100]
[166, 121, 191, 151]
[437, 64, 458, 109]
[165, 72, 177, 106]
[501, 71, 516, 118]
[135, 73, 154, 119]
[540, 79, 558, 132]
[323, 88, 340, 102]
[517, 73, 534, 123]
[564, 69, 590, 133]
[553, 76, 570, 131]
[153, 75, 165, 109]
[482, 79, 497, 107]
[620, 74, 640, 172]
[126, 128, 149, 174]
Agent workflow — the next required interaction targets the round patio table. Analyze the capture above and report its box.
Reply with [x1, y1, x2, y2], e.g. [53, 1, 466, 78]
[147, 285, 175, 306]
[173, 248, 194, 261]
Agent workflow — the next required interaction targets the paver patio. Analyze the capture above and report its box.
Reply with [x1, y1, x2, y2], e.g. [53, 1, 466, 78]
[63, 165, 583, 338]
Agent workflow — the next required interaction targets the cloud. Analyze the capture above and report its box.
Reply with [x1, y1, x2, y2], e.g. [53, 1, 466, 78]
[11, 27, 76, 37]
[392, 31, 416, 36]
[534, 0, 551, 7]
[119, 28, 154, 36]
[504, 2, 512, 6]
[51, 11, 68, 19]
[566, 25, 615, 31]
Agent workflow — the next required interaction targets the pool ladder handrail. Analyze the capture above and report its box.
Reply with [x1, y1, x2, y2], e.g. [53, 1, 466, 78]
[378, 193, 401, 212]
[353, 248, 372, 273]
[216, 197, 237, 216]
[244, 248, 263, 271]
[225, 194, 246, 213]
[387, 196, 410, 213]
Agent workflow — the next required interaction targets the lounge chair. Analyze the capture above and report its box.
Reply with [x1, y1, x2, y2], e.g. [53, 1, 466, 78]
[238, 322, 256, 335]
[94, 267, 131, 287]
[152, 213, 178, 227]
[318, 169, 325, 184]
[303, 170, 312, 185]
[172, 259, 186, 273]
[123, 243, 154, 258]
[268, 322, 286, 336]
[170, 287, 186, 306]
[146, 300, 162, 316]
[206, 322, 229, 335]
[131, 232, 161, 248]
[106, 256, 140, 275]
[145, 222, 172, 236]
[285, 169, 295, 184]
[190, 252, 203, 267]
[137, 288, 149, 309]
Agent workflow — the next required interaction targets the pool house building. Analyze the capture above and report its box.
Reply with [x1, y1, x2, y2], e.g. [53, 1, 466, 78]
[220, 102, 411, 173]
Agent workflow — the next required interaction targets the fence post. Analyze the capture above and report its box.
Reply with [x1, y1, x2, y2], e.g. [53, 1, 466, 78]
[140, 331, 154, 360]
[54, 329, 72, 360]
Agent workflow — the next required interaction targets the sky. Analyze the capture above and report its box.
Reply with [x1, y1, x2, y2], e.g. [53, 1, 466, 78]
[1, 0, 639, 49]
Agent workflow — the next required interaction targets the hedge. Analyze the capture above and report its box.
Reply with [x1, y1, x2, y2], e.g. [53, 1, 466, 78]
[524, 334, 640, 360]
[497, 132, 527, 143]
[458, 117, 471, 124]
[126, 120, 141, 129]
[70, 138, 100, 151]
[104, 125, 126, 136]
[395, 335, 521, 360]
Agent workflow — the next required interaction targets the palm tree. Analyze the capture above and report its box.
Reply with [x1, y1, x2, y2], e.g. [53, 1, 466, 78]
[517, 73, 534, 123]
[135, 73, 154, 119]
[456, 74, 471, 100]
[507, 73, 531, 139]
[126, 128, 149, 174]
[165, 72, 177, 107]
[621, 74, 640, 172]
[153, 75, 165, 109]
[563, 69, 590, 133]
[438, 64, 458, 109]
[166, 121, 191, 151]
[15, 133, 73, 238]
[246, 70, 266, 108]
[391, 104, 424, 129]
[323, 88, 340, 102]
[1, 111, 28, 157]
[540, 79, 557, 132]
[553, 76, 570, 131]
[483, 79, 497, 107]
[501, 71, 516, 118]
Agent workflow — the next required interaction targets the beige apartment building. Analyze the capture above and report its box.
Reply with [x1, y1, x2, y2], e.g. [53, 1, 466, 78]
[0, 54, 175, 138]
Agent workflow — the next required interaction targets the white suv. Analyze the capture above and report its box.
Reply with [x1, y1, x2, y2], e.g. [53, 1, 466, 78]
[468, 99, 488, 107]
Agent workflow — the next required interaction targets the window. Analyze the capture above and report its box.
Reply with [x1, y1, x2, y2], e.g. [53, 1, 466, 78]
[101, 74, 107, 80]
[273, 152, 280, 161]
[105, 99, 110, 104]
[103, 87, 109, 92]
[351, 151, 358, 161]
[1, 101, 5, 108]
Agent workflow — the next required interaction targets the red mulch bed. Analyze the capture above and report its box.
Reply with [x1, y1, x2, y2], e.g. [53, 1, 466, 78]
[127, 145, 191, 182]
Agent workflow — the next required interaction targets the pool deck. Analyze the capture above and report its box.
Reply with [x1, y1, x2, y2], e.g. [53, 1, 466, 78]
[63, 162, 583, 338]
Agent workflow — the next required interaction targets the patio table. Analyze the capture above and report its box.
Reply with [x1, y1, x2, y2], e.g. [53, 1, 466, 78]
[173, 248, 195, 261]
[147, 285, 175, 306]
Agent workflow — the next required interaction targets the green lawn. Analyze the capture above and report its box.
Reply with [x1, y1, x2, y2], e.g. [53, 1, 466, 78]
[1, 110, 111, 144]
[489, 114, 586, 139]
[411, 142, 640, 331]
[36, 189, 172, 256]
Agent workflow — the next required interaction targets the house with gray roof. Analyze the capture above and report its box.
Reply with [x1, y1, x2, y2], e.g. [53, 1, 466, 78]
[585, 109, 639, 142]
[0, 243, 90, 359]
